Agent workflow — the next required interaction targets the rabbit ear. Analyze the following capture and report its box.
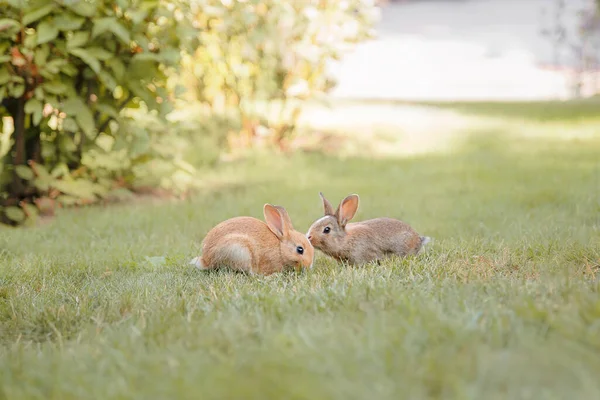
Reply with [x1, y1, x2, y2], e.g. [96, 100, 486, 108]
[274, 205, 294, 231]
[320, 192, 335, 216]
[264, 204, 289, 239]
[336, 194, 359, 227]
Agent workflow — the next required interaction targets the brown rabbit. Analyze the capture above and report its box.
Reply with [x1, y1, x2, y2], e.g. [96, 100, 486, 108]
[306, 192, 430, 265]
[190, 204, 314, 275]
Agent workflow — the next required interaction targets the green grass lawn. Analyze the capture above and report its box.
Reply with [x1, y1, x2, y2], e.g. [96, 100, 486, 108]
[1, 102, 599, 399]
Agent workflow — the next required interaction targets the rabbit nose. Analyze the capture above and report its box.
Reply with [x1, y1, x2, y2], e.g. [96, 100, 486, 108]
[307, 235, 312, 241]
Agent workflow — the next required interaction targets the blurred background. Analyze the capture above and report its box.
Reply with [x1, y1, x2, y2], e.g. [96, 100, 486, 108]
[0, 0, 599, 226]
[333, 0, 600, 100]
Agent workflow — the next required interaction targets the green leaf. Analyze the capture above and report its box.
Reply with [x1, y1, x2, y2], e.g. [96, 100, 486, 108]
[24, 33, 38, 49]
[42, 80, 68, 94]
[4, 206, 25, 222]
[4, 0, 21, 8]
[115, 0, 128, 10]
[132, 33, 150, 51]
[44, 58, 68, 74]
[132, 52, 161, 62]
[10, 83, 25, 97]
[0, 68, 10, 85]
[10, 75, 24, 84]
[0, 55, 10, 63]
[64, 1, 97, 17]
[92, 18, 130, 44]
[52, 179, 103, 199]
[107, 58, 126, 80]
[23, 4, 56, 26]
[127, 59, 157, 81]
[21, 202, 39, 225]
[96, 103, 119, 119]
[58, 134, 77, 153]
[76, 111, 96, 139]
[54, 14, 85, 31]
[15, 165, 34, 180]
[44, 95, 58, 108]
[86, 47, 113, 61]
[24, 98, 43, 125]
[127, 9, 148, 24]
[128, 81, 156, 108]
[62, 117, 78, 132]
[51, 163, 70, 178]
[98, 70, 117, 90]
[0, 19, 20, 35]
[37, 21, 59, 45]
[34, 44, 50, 66]
[33, 107, 43, 125]
[110, 22, 131, 44]
[159, 48, 181, 65]
[24, 98, 42, 114]
[60, 63, 78, 77]
[128, 126, 151, 158]
[62, 97, 95, 138]
[68, 48, 101, 73]
[67, 31, 89, 48]
[32, 163, 53, 191]
[34, 86, 44, 100]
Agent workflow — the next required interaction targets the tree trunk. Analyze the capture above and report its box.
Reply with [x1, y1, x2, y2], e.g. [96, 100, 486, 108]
[26, 125, 43, 164]
[9, 96, 27, 196]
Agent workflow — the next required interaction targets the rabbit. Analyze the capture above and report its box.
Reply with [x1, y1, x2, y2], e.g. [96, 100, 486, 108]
[189, 204, 314, 275]
[306, 192, 431, 265]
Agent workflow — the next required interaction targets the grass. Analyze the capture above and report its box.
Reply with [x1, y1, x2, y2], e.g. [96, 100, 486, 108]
[1, 101, 600, 399]
[338, 97, 600, 122]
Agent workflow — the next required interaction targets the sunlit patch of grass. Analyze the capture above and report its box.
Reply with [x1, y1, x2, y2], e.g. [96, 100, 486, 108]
[295, 100, 600, 160]
[406, 98, 600, 122]
[1, 101, 599, 399]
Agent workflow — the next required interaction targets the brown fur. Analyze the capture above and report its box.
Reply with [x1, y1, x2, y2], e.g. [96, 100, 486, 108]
[307, 193, 429, 265]
[195, 204, 314, 275]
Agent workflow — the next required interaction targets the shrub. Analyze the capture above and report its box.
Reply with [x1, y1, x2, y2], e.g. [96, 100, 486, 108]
[0, 0, 379, 226]
[0, 0, 198, 225]
[180, 0, 379, 150]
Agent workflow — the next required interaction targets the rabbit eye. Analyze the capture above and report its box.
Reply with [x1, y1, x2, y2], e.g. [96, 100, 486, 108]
[296, 246, 304, 255]
[323, 227, 331, 234]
